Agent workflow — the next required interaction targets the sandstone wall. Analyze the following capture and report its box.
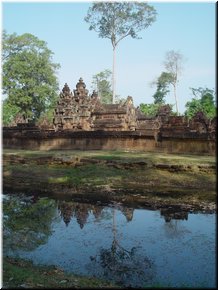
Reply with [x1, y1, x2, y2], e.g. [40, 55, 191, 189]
[3, 131, 215, 155]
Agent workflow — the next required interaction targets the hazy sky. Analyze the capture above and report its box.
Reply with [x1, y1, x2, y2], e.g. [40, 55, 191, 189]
[2, 0, 216, 113]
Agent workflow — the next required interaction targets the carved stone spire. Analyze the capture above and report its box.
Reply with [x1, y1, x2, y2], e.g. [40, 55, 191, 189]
[73, 77, 88, 97]
[62, 83, 71, 94]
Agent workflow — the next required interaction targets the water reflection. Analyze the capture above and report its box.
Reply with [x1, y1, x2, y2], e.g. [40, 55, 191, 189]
[57, 200, 192, 229]
[160, 207, 188, 222]
[57, 200, 134, 228]
[89, 208, 154, 287]
[3, 193, 216, 288]
[3, 194, 57, 253]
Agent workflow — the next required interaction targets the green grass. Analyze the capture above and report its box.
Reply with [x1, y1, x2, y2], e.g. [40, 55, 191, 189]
[3, 257, 118, 288]
[3, 148, 215, 165]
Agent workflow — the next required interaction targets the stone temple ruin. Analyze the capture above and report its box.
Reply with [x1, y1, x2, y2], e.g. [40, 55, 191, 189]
[3, 77, 216, 155]
[53, 78, 216, 138]
[53, 78, 136, 131]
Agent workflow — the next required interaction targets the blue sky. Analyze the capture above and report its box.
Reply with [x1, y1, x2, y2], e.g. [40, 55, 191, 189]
[2, 1, 216, 113]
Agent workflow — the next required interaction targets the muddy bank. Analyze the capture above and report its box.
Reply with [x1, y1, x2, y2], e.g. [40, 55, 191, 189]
[3, 150, 216, 213]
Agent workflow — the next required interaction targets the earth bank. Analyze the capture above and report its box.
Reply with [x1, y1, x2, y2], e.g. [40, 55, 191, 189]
[3, 149, 216, 213]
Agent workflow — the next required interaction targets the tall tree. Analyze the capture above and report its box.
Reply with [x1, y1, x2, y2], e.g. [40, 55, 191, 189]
[185, 87, 216, 119]
[2, 31, 60, 121]
[163, 50, 185, 114]
[85, 2, 157, 103]
[152, 71, 174, 104]
[91, 69, 113, 104]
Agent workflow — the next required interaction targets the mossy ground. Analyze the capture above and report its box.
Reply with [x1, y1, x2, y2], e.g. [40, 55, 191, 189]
[3, 149, 216, 207]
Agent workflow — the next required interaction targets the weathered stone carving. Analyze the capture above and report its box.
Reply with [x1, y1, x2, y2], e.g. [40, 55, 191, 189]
[53, 79, 99, 131]
[53, 78, 137, 131]
[91, 96, 137, 131]
[188, 111, 209, 133]
[2, 77, 216, 154]
[52, 78, 216, 140]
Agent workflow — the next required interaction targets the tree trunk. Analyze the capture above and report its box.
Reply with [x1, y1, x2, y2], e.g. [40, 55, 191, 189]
[112, 46, 116, 104]
[173, 83, 178, 115]
[112, 207, 116, 238]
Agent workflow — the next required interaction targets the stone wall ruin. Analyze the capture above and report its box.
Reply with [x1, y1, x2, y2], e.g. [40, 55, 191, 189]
[52, 78, 216, 142]
[2, 78, 216, 155]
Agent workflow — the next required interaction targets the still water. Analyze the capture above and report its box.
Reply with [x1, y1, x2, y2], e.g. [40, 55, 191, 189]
[3, 193, 216, 288]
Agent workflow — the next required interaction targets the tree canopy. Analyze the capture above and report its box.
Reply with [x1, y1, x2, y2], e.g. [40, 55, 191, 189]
[91, 69, 113, 104]
[85, 2, 157, 103]
[163, 50, 185, 114]
[152, 72, 174, 104]
[184, 87, 216, 119]
[2, 31, 60, 122]
[139, 103, 161, 117]
[85, 2, 157, 49]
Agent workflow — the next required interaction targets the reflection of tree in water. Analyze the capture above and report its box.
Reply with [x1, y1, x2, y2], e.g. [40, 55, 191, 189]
[58, 200, 155, 286]
[89, 208, 155, 287]
[160, 208, 190, 239]
[163, 219, 191, 239]
[3, 194, 57, 253]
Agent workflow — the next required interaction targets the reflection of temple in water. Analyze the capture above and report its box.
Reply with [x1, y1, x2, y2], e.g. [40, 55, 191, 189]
[120, 207, 134, 222]
[160, 208, 188, 222]
[58, 202, 74, 226]
[58, 201, 104, 228]
[75, 203, 89, 229]
[58, 201, 135, 228]
[92, 206, 103, 220]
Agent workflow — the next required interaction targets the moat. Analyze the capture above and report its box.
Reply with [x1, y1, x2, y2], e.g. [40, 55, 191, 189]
[3, 192, 216, 288]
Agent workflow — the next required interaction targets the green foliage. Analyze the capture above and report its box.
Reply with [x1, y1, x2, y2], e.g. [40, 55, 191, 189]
[92, 69, 113, 104]
[184, 87, 216, 119]
[85, 2, 157, 102]
[3, 194, 57, 252]
[2, 99, 20, 126]
[2, 31, 60, 121]
[85, 2, 157, 49]
[36, 106, 55, 129]
[152, 91, 166, 105]
[139, 103, 161, 117]
[3, 257, 118, 288]
[139, 103, 176, 117]
[152, 72, 174, 104]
